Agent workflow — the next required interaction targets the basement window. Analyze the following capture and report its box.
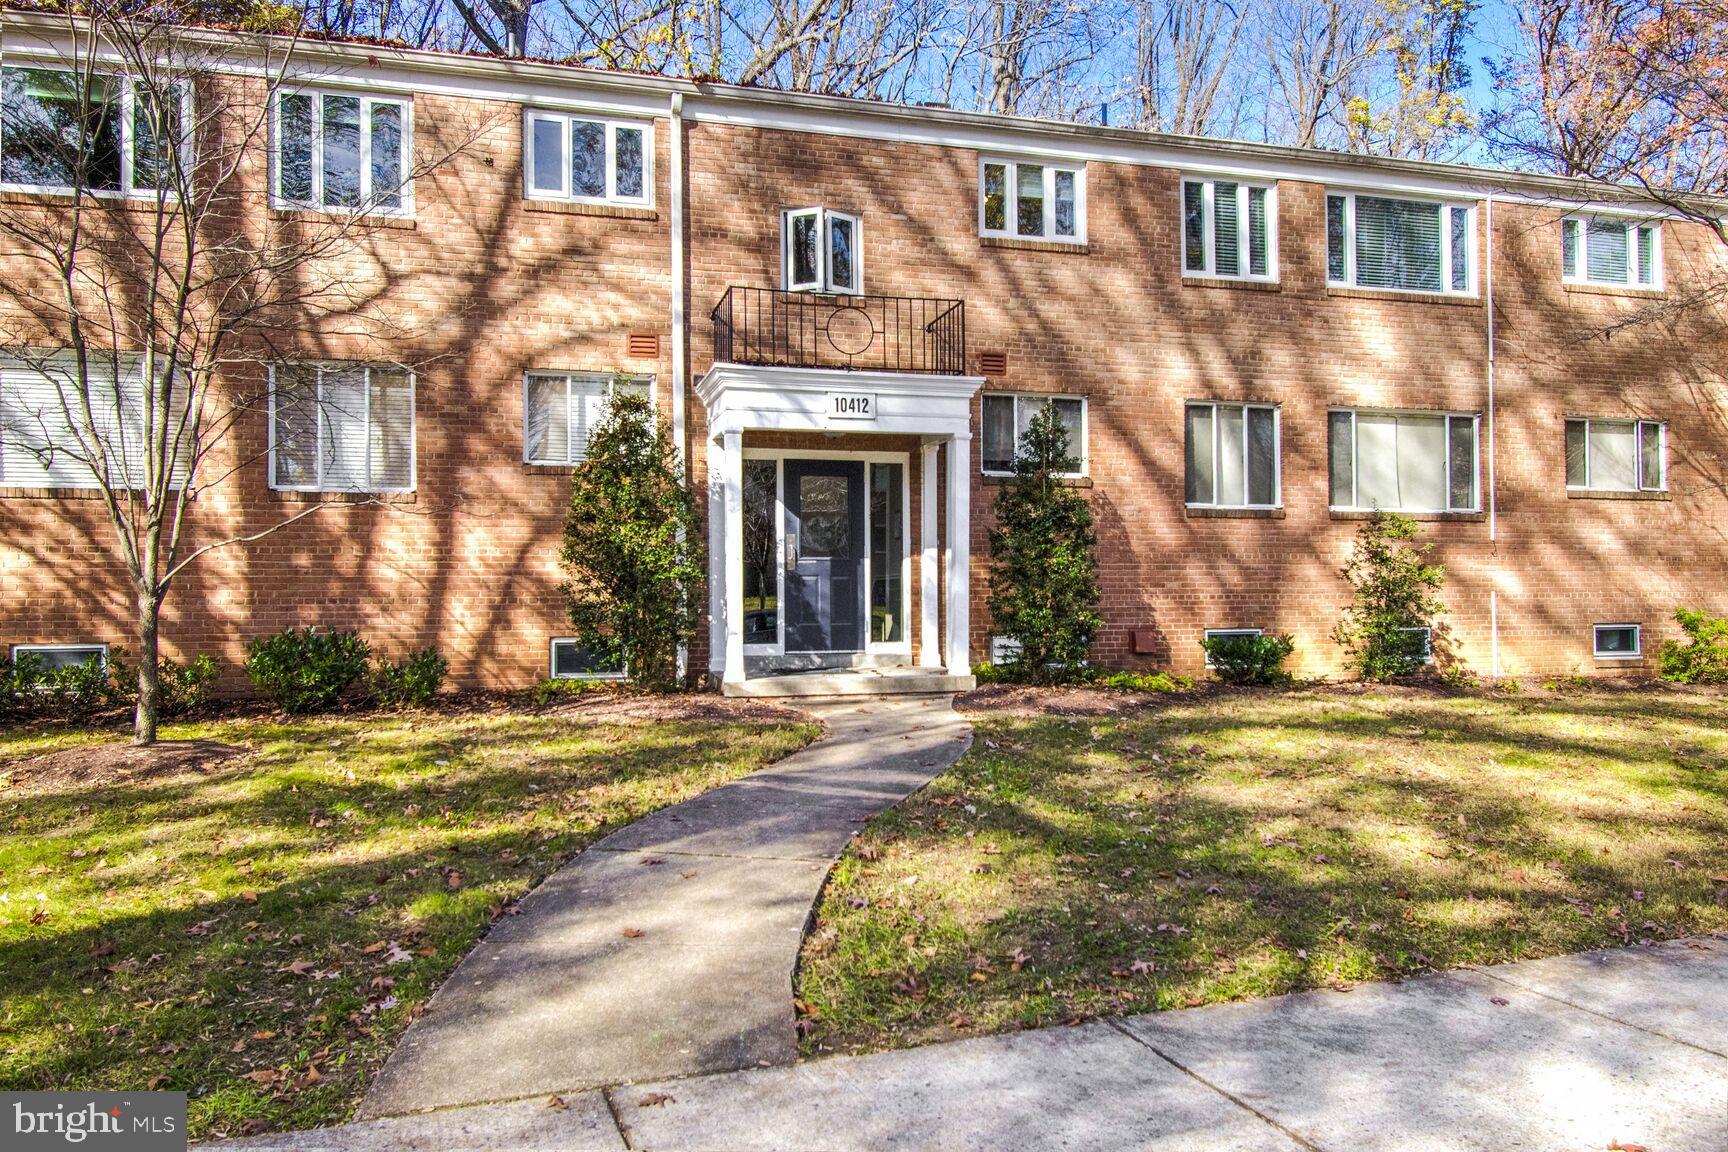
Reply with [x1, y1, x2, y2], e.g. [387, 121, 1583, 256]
[11, 643, 108, 670]
[1593, 624, 1641, 659]
[1201, 628, 1261, 669]
[550, 638, 625, 680]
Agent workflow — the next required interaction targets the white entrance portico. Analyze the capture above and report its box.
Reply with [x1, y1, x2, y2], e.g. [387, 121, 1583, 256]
[697, 363, 985, 691]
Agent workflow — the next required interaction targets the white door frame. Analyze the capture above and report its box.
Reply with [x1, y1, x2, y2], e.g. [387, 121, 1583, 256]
[741, 446, 913, 660]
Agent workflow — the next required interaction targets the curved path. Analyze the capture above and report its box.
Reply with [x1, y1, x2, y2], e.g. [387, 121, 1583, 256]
[358, 694, 972, 1119]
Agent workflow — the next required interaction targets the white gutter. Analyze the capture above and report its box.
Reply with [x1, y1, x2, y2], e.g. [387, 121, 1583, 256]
[669, 92, 686, 470]
[1486, 191, 1501, 677]
[669, 92, 688, 681]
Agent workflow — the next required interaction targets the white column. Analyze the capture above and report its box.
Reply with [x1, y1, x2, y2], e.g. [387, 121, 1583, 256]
[720, 429, 746, 684]
[706, 439, 725, 674]
[944, 432, 971, 675]
[920, 439, 941, 668]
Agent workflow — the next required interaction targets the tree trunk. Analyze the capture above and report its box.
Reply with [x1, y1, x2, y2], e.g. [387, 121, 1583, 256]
[135, 589, 162, 746]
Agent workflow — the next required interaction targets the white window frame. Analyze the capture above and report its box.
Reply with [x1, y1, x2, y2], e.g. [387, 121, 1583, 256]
[549, 636, 627, 681]
[267, 362, 417, 493]
[10, 642, 109, 670]
[1202, 628, 1262, 669]
[270, 88, 413, 217]
[978, 156, 1086, 244]
[521, 372, 654, 466]
[1593, 623, 1642, 660]
[1181, 177, 1277, 282]
[1562, 214, 1662, 289]
[1326, 190, 1476, 297]
[1565, 417, 1665, 492]
[1185, 401, 1282, 509]
[780, 207, 863, 294]
[521, 110, 652, 207]
[1328, 408, 1480, 513]
[0, 63, 191, 200]
[980, 392, 1088, 479]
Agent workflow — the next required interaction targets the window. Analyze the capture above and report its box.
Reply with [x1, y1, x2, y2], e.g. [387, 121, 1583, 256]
[523, 372, 651, 465]
[1593, 624, 1641, 659]
[550, 637, 625, 680]
[269, 363, 414, 492]
[1327, 192, 1473, 294]
[1182, 179, 1274, 279]
[1563, 216, 1659, 287]
[1202, 628, 1261, 669]
[981, 393, 1086, 476]
[274, 89, 409, 213]
[523, 111, 649, 206]
[1565, 418, 1664, 492]
[11, 643, 108, 671]
[781, 208, 861, 294]
[1328, 409, 1478, 512]
[1401, 626, 1435, 665]
[869, 462, 905, 645]
[0, 66, 187, 197]
[1185, 402, 1279, 508]
[0, 354, 186, 488]
[980, 158, 1084, 242]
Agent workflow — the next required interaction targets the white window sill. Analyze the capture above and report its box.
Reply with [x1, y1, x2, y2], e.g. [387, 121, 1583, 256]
[1593, 652, 1643, 661]
[1182, 272, 1279, 286]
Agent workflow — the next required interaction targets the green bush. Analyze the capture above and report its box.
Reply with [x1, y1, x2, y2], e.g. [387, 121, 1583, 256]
[1201, 633, 1295, 685]
[560, 386, 703, 691]
[1659, 608, 1728, 684]
[371, 647, 448, 708]
[0, 652, 117, 723]
[532, 676, 619, 706]
[1095, 670, 1193, 693]
[245, 627, 371, 713]
[1332, 511, 1446, 681]
[109, 655, 221, 718]
[985, 400, 1101, 683]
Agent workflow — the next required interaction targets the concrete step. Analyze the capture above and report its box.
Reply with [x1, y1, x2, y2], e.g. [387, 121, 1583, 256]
[723, 670, 976, 698]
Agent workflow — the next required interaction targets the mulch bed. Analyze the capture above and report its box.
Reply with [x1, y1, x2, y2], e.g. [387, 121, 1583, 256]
[4, 739, 249, 792]
[957, 682, 1196, 717]
[534, 693, 810, 725]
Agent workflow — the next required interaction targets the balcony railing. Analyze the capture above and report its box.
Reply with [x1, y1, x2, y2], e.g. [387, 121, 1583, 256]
[711, 287, 966, 376]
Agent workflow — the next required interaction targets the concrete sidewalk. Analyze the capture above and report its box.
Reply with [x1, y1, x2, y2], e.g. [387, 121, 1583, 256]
[218, 936, 1728, 1151]
[357, 694, 972, 1119]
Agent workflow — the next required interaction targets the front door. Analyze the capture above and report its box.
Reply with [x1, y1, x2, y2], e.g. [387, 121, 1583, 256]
[783, 459, 867, 653]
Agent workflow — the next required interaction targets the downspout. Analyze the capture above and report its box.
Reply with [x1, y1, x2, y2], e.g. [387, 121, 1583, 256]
[1485, 191, 1500, 677]
[669, 92, 686, 470]
[670, 92, 689, 680]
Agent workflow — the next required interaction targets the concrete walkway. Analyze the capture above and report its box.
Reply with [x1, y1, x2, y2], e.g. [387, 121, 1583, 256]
[356, 694, 972, 1119]
[218, 936, 1728, 1151]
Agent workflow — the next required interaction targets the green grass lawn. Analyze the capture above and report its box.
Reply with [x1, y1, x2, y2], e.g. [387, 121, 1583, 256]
[0, 705, 816, 1141]
[796, 684, 1728, 1055]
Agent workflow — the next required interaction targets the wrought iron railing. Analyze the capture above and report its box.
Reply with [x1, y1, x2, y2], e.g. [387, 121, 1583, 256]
[710, 287, 966, 375]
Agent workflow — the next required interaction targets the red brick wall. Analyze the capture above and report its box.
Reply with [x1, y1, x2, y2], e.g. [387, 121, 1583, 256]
[3, 86, 1724, 689]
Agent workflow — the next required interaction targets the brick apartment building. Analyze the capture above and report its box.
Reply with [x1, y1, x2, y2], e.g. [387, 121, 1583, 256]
[1, 14, 1724, 693]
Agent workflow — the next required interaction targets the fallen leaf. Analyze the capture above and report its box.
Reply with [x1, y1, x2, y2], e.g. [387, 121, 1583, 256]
[638, 1093, 675, 1107]
[622, 927, 645, 938]
[544, 1095, 567, 1111]
[1608, 1143, 1650, 1152]
[282, 960, 317, 976]
[1490, 996, 1509, 1006]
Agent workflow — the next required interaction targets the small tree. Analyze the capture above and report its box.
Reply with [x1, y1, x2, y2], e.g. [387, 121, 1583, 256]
[986, 400, 1101, 682]
[559, 386, 703, 691]
[1333, 510, 1446, 679]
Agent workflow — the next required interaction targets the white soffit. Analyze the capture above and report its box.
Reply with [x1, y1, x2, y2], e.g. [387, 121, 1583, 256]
[697, 364, 982, 439]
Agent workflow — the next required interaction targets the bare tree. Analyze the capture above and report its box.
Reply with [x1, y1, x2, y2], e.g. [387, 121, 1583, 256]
[1343, 0, 1478, 159]
[1261, 0, 1389, 147]
[0, 4, 486, 742]
[1129, 0, 1245, 135]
